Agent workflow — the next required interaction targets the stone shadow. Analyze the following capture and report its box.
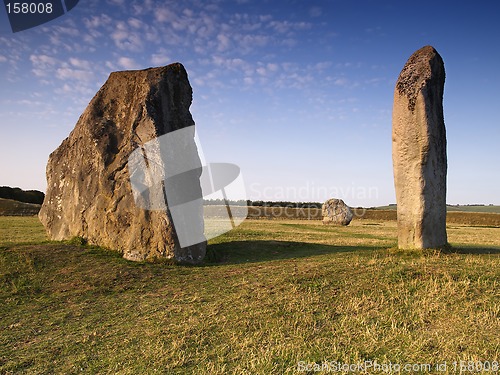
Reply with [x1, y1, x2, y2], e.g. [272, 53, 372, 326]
[444, 246, 500, 255]
[204, 240, 500, 265]
[204, 240, 381, 265]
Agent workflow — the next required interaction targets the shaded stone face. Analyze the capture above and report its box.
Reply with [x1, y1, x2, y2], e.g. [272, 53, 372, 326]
[322, 198, 353, 226]
[38, 63, 206, 263]
[392, 46, 448, 249]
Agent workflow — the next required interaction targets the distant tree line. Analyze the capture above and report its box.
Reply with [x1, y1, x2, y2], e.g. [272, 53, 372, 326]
[0, 186, 45, 205]
[203, 199, 323, 208]
[203, 199, 248, 206]
[249, 201, 323, 209]
[448, 204, 494, 207]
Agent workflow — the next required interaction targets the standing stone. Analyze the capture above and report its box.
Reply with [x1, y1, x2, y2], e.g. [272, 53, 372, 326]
[39, 63, 206, 263]
[392, 46, 447, 249]
[322, 198, 353, 226]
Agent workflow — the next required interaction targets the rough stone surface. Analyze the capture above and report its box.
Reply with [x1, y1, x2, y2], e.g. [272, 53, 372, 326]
[392, 46, 447, 249]
[39, 63, 206, 263]
[322, 198, 353, 226]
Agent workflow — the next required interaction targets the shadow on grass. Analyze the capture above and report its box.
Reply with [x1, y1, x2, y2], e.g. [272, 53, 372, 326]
[205, 240, 381, 265]
[444, 245, 500, 255]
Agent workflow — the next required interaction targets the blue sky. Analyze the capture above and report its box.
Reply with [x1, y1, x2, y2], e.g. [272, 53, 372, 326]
[0, 0, 499, 206]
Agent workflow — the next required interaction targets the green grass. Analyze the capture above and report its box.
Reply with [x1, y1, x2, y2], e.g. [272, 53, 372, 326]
[0, 216, 48, 246]
[1, 217, 500, 374]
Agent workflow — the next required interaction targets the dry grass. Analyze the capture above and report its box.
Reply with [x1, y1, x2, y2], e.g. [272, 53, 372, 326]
[0, 217, 499, 374]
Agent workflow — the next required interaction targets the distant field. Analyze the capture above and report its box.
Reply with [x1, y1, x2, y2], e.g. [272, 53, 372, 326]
[242, 206, 500, 227]
[1, 216, 499, 374]
[446, 205, 500, 213]
[0, 198, 41, 216]
[374, 204, 500, 214]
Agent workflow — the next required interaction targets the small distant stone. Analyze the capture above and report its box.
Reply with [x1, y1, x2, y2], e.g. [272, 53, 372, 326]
[322, 199, 353, 226]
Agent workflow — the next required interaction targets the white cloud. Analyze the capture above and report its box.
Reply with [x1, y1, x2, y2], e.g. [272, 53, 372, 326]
[259, 15, 273, 23]
[207, 56, 287, 88]
[217, 34, 231, 52]
[269, 20, 291, 34]
[117, 57, 140, 70]
[191, 71, 225, 89]
[4, 99, 43, 106]
[325, 76, 360, 89]
[243, 77, 254, 85]
[281, 62, 298, 73]
[267, 63, 279, 72]
[69, 57, 92, 70]
[231, 13, 264, 32]
[313, 62, 332, 71]
[0, 55, 7, 63]
[22, 2, 328, 102]
[55, 83, 94, 97]
[232, 34, 269, 53]
[84, 14, 112, 30]
[200, 12, 219, 34]
[30, 54, 59, 66]
[30, 54, 59, 77]
[56, 67, 94, 81]
[155, 7, 176, 23]
[128, 17, 143, 29]
[52, 25, 80, 37]
[365, 77, 385, 85]
[275, 70, 314, 89]
[105, 61, 117, 70]
[151, 52, 171, 66]
[111, 22, 145, 51]
[251, 63, 279, 78]
[131, 0, 154, 15]
[193, 78, 205, 87]
[111, 28, 127, 42]
[144, 28, 160, 42]
[256, 67, 267, 76]
[211, 56, 254, 76]
[269, 20, 311, 34]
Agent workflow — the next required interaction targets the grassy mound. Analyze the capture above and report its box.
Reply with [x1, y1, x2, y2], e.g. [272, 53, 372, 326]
[0, 198, 41, 216]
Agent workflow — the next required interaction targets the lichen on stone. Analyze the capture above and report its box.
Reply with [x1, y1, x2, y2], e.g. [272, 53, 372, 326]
[396, 46, 443, 112]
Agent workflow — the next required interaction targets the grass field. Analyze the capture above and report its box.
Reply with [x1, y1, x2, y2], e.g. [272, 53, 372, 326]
[446, 205, 500, 214]
[0, 198, 41, 217]
[1, 216, 499, 374]
[374, 205, 500, 214]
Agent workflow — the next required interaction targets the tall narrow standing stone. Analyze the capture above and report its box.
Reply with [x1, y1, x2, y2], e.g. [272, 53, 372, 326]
[392, 46, 448, 249]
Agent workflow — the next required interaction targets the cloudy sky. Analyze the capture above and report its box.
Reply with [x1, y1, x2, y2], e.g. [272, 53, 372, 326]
[0, 0, 499, 206]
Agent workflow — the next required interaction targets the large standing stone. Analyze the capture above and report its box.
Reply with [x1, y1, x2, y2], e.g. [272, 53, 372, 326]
[322, 198, 353, 226]
[392, 46, 448, 249]
[39, 63, 206, 263]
